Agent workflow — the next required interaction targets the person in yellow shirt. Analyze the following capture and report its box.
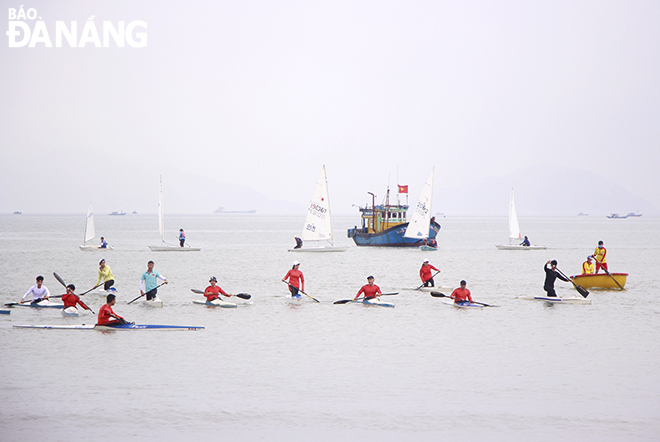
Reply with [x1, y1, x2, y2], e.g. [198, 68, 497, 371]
[96, 259, 115, 291]
[582, 256, 594, 275]
[593, 241, 608, 273]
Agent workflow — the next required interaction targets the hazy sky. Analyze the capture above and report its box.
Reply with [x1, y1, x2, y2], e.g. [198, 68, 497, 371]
[1, 0, 659, 215]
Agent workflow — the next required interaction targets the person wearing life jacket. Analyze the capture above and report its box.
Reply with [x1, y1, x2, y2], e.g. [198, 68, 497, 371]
[21, 275, 51, 304]
[282, 261, 304, 298]
[96, 259, 115, 291]
[594, 241, 608, 273]
[61, 284, 92, 312]
[97, 294, 127, 326]
[419, 259, 440, 287]
[520, 236, 530, 246]
[451, 280, 473, 304]
[582, 256, 595, 275]
[354, 276, 382, 300]
[100, 237, 108, 248]
[204, 276, 230, 302]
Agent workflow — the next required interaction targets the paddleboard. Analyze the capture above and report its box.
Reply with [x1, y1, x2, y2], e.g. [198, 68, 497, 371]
[351, 298, 395, 308]
[192, 299, 237, 308]
[442, 299, 484, 309]
[13, 324, 205, 330]
[517, 296, 592, 304]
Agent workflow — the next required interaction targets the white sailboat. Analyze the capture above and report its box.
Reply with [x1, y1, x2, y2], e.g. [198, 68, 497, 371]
[79, 204, 114, 251]
[404, 168, 437, 251]
[148, 176, 201, 252]
[288, 165, 348, 252]
[495, 188, 546, 250]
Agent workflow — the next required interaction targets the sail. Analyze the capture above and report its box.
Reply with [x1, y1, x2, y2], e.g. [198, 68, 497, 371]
[508, 188, 522, 240]
[301, 165, 334, 243]
[84, 204, 95, 244]
[158, 175, 165, 241]
[404, 168, 434, 239]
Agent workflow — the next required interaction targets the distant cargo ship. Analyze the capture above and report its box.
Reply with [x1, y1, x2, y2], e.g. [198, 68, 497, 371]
[213, 207, 257, 214]
[109, 211, 126, 216]
[13, 211, 22, 215]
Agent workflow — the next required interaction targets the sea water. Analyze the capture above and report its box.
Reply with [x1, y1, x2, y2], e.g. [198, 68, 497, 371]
[0, 214, 658, 441]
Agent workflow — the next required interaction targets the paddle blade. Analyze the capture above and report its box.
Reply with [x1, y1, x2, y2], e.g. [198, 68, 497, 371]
[576, 285, 589, 298]
[333, 299, 352, 305]
[191, 289, 205, 294]
[236, 293, 251, 299]
[381, 292, 399, 296]
[53, 272, 67, 288]
[430, 292, 447, 298]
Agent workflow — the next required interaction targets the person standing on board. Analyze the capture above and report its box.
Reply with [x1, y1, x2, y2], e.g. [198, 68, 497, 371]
[450, 280, 473, 304]
[593, 241, 608, 273]
[97, 294, 128, 326]
[100, 237, 108, 248]
[20, 275, 51, 304]
[520, 236, 530, 246]
[139, 261, 168, 301]
[420, 259, 440, 287]
[544, 260, 569, 297]
[96, 259, 116, 291]
[179, 229, 186, 247]
[61, 284, 92, 313]
[204, 276, 230, 302]
[282, 261, 304, 298]
[353, 275, 382, 301]
[582, 256, 595, 275]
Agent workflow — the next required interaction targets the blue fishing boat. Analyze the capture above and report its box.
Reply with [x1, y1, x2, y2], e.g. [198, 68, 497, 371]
[347, 187, 441, 247]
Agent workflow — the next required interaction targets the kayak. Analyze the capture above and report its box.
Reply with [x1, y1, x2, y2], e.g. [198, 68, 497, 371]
[518, 296, 592, 305]
[6, 300, 65, 309]
[193, 299, 237, 308]
[351, 298, 395, 308]
[570, 273, 628, 289]
[13, 324, 205, 331]
[61, 306, 80, 317]
[442, 299, 484, 309]
[412, 286, 454, 293]
[142, 297, 163, 308]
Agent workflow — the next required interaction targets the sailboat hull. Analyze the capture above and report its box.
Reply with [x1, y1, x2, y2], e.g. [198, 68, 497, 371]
[348, 221, 441, 247]
[495, 244, 547, 250]
[148, 245, 201, 252]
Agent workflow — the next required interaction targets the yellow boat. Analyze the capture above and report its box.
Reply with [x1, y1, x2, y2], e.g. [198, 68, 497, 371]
[570, 273, 628, 289]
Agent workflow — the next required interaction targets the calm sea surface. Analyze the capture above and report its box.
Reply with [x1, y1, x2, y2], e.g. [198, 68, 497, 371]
[1, 214, 659, 441]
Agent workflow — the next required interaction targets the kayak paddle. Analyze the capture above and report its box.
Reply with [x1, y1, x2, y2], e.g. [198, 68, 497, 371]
[129, 282, 166, 304]
[430, 292, 498, 307]
[191, 289, 251, 299]
[415, 271, 440, 290]
[52, 272, 95, 313]
[334, 293, 398, 304]
[283, 282, 319, 302]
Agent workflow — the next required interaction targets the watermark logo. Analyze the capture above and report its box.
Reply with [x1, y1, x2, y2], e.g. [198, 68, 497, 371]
[7, 6, 147, 48]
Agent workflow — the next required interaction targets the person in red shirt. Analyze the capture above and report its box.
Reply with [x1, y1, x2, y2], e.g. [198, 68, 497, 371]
[354, 276, 382, 300]
[450, 280, 473, 304]
[204, 276, 230, 301]
[420, 259, 440, 287]
[61, 284, 92, 313]
[97, 294, 127, 326]
[282, 261, 305, 298]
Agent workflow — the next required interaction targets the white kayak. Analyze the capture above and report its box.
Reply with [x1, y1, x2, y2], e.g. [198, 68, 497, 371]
[193, 298, 237, 308]
[143, 297, 163, 308]
[6, 299, 65, 309]
[351, 297, 395, 308]
[13, 323, 204, 330]
[518, 296, 592, 304]
[442, 299, 484, 309]
[412, 286, 455, 293]
[61, 306, 80, 317]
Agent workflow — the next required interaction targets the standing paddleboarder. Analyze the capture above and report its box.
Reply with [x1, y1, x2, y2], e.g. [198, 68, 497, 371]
[544, 260, 569, 297]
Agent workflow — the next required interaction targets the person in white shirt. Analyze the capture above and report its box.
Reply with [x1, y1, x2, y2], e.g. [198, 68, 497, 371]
[21, 275, 51, 304]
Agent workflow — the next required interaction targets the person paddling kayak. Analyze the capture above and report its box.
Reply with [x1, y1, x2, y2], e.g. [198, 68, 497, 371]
[544, 260, 569, 297]
[21, 275, 51, 304]
[450, 280, 473, 304]
[97, 294, 128, 326]
[420, 259, 440, 287]
[282, 261, 304, 298]
[354, 276, 382, 301]
[61, 284, 92, 313]
[204, 276, 230, 301]
[139, 261, 168, 301]
[96, 259, 115, 291]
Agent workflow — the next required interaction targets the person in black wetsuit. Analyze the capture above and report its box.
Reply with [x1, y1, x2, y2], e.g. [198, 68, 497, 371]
[543, 260, 569, 297]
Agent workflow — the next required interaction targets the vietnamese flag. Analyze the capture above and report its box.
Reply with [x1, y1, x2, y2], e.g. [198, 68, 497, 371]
[398, 185, 408, 194]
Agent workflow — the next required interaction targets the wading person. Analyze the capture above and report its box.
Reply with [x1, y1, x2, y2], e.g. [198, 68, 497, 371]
[419, 259, 440, 287]
[139, 261, 168, 301]
[282, 261, 304, 298]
